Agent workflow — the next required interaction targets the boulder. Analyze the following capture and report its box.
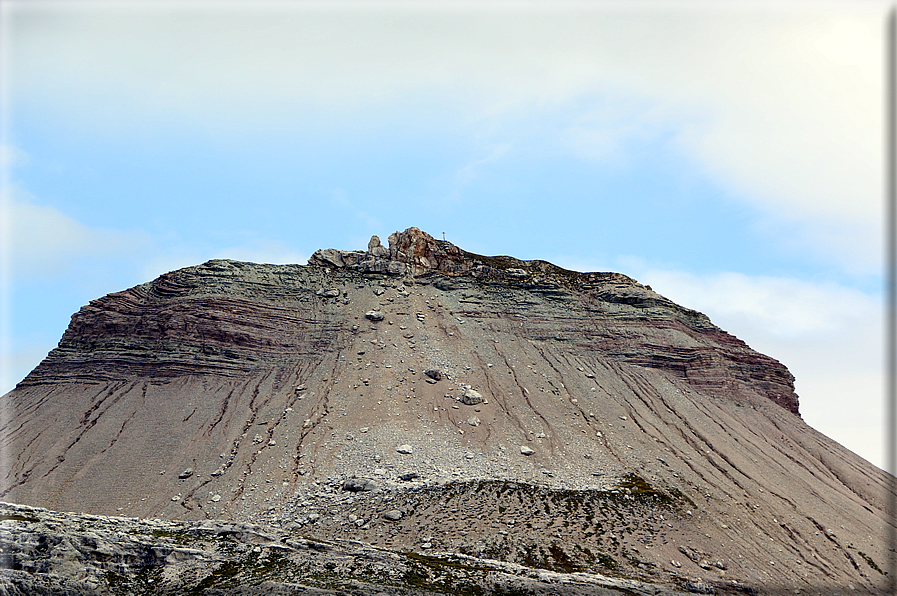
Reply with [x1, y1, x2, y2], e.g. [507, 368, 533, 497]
[434, 279, 458, 291]
[342, 478, 377, 492]
[368, 235, 390, 258]
[308, 248, 347, 268]
[460, 388, 483, 405]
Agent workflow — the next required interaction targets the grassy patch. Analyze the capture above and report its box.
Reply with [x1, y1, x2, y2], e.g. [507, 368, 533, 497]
[857, 551, 886, 575]
[547, 542, 581, 574]
[149, 528, 202, 546]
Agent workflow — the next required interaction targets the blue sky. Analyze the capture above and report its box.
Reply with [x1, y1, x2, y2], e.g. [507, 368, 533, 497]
[0, 0, 889, 469]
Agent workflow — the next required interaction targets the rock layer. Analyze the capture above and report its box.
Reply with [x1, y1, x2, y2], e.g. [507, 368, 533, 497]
[0, 228, 892, 595]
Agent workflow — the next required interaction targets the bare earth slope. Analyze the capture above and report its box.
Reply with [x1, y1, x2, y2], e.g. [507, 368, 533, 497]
[1, 228, 893, 595]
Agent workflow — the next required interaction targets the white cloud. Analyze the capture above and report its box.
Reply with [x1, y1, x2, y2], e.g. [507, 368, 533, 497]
[640, 269, 877, 338]
[637, 267, 883, 470]
[0, 145, 28, 169]
[7, 2, 884, 274]
[5, 189, 151, 280]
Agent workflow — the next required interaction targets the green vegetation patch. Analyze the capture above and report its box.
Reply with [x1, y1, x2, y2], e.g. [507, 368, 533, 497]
[857, 550, 886, 575]
[617, 473, 672, 502]
[547, 542, 581, 574]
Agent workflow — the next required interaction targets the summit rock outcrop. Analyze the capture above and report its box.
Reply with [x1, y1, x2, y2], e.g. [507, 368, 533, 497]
[0, 228, 891, 595]
[309, 227, 471, 276]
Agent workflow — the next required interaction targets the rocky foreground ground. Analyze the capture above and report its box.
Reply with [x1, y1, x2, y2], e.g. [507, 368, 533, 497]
[1, 228, 893, 595]
[0, 500, 712, 595]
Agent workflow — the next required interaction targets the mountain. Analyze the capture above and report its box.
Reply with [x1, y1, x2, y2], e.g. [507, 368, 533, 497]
[0, 227, 892, 595]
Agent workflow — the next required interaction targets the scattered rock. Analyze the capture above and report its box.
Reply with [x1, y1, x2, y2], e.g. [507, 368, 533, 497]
[424, 369, 443, 381]
[399, 472, 420, 481]
[342, 478, 377, 492]
[316, 288, 341, 298]
[383, 510, 404, 521]
[365, 310, 385, 322]
[178, 468, 194, 479]
[520, 446, 535, 456]
[683, 579, 715, 594]
[460, 388, 483, 405]
[397, 444, 413, 454]
[467, 416, 480, 427]
[434, 279, 457, 291]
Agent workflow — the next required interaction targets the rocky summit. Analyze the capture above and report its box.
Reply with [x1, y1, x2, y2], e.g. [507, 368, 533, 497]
[0, 227, 892, 595]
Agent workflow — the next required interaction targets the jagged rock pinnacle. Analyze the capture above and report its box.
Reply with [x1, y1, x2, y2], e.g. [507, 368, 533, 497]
[309, 227, 467, 276]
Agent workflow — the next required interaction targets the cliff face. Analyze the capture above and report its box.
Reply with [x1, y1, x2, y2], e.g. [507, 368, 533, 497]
[25, 227, 799, 415]
[0, 228, 891, 595]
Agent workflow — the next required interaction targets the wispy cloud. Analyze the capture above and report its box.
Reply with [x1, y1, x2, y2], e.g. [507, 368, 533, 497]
[641, 269, 878, 339]
[5, 188, 152, 280]
[448, 142, 513, 200]
[0, 145, 29, 169]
